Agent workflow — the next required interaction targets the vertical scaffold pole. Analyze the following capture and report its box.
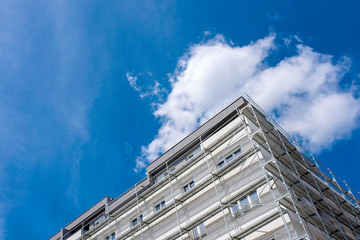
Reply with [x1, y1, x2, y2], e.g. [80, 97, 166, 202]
[245, 103, 312, 239]
[290, 143, 337, 239]
[295, 145, 347, 239]
[165, 162, 184, 240]
[237, 108, 295, 240]
[106, 203, 111, 239]
[312, 154, 355, 239]
[82, 222, 84, 240]
[309, 155, 349, 239]
[244, 93, 360, 239]
[326, 168, 359, 238]
[134, 183, 144, 240]
[267, 116, 331, 239]
[199, 137, 233, 240]
[343, 180, 360, 221]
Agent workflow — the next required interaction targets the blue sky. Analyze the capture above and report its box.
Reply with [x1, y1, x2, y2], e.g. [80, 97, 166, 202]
[1, 1, 360, 239]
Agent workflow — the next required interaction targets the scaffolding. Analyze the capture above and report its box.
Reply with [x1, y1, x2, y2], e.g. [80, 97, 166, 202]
[242, 94, 360, 240]
[54, 96, 360, 240]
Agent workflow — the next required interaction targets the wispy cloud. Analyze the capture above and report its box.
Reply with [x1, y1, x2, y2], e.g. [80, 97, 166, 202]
[284, 34, 302, 47]
[134, 34, 360, 171]
[126, 72, 167, 101]
[266, 12, 281, 21]
[126, 72, 142, 92]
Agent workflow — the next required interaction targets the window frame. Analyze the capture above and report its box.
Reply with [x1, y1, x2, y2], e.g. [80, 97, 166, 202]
[186, 146, 201, 161]
[155, 199, 166, 212]
[192, 222, 206, 239]
[105, 232, 115, 240]
[225, 146, 241, 163]
[154, 167, 176, 183]
[217, 146, 241, 169]
[217, 160, 225, 169]
[230, 190, 260, 217]
[131, 214, 143, 227]
[183, 180, 195, 193]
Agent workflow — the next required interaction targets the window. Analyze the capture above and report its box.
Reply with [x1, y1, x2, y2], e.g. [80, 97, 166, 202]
[90, 214, 106, 230]
[132, 215, 143, 227]
[154, 167, 176, 183]
[225, 154, 234, 162]
[225, 146, 241, 163]
[183, 180, 195, 192]
[164, 167, 175, 178]
[187, 147, 201, 160]
[192, 222, 206, 239]
[217, 146, 241, 169]
[155, 200, 166, 211]
[230, 191, 260, 217]
[230, 204, 241, 218]
[234, 148, 241, 157]
[154, 174, 164, 183]
[217, 160, 225, 169]
[249, 191, 260, 205]
[239, 196, 250, 212]
[105, 233, 115, 240]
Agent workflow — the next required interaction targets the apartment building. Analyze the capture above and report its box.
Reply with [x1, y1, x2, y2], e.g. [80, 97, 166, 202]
[49, 96, 360, 240]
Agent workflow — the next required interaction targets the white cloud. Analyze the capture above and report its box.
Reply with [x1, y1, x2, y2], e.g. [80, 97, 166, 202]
[135, 34, 360, 170]
[126, 72, 167, 100]
[126, 72, 141, 92]
[284, 34, 302, 47]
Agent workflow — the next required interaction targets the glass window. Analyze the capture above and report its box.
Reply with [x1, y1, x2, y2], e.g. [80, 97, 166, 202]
[192, 225, 199, 237]
[240, 196, 250, 212]
[105, 233, 116, 240]
[225, 154, 234, 162]
[187, 147, 201, 160]
[155, 174, 164, 183]
[217, 161, 225, 169]
[234, 148, 241, 157]
[132, 215, 142, 227]
[132, 218, 138, 226]
[231, 204, 240, 217]
[193, 147, 201, 156]
[231, 191, 260, 218]
[184, 181, 195, 193]
[199, 222, 205, 234]
[155, 200, 166, 211]
[249, 191, 259, 206]
[192, 222, 205, 238]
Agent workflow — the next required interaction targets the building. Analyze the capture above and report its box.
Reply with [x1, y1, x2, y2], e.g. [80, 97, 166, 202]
[49, 96, 360, 240]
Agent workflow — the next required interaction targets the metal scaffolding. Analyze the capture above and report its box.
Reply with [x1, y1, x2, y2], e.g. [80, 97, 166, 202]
[243, 94, 360, 240]
[55, 96, 360, 240]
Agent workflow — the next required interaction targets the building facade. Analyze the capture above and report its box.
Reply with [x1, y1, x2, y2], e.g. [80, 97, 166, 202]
[49, 96, 360, 240]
